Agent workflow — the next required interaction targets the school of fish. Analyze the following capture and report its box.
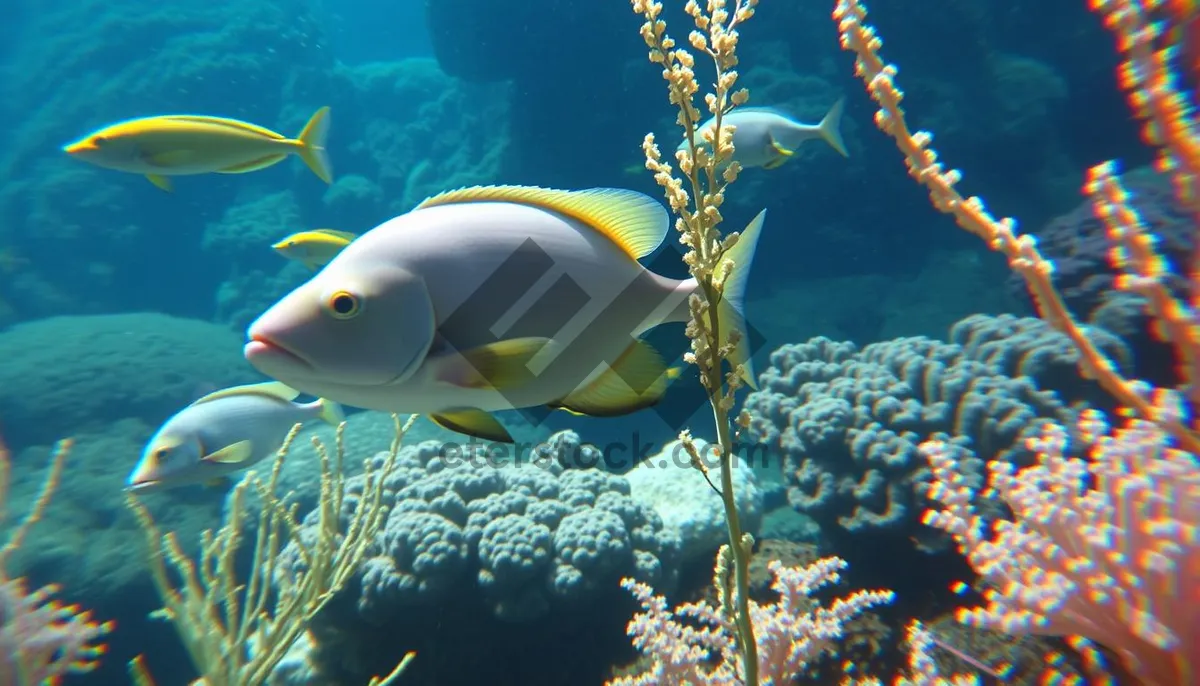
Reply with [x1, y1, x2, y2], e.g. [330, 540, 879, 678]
[60, 97, 846, 491]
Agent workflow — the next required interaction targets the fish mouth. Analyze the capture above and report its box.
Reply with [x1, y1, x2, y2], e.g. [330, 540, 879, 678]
[245, 333, 315, 371]
[126, 478, 160, 493]
[62, 140, 93, 155]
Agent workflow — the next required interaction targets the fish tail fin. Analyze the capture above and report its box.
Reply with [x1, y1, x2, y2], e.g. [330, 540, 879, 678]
[315, 397, 345, 426]
[296, 106, 333, 183]
[818, 97, 848, 157]
[713, 209, 766, 390]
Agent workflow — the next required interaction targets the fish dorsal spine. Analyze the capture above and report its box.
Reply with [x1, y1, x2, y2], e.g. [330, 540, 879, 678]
[415, 185, 669, 260]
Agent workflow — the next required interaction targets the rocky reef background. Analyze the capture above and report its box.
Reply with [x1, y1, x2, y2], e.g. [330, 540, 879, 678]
[0, 0, 1170, 683]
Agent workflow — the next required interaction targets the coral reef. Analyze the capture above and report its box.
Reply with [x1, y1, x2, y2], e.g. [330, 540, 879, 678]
[743, 313, 1127, 549]
[607, 551, 894, 685]
[1006, 165, 1194, 386]
[623, 437, 763, 564]
[0, 312, 257, 450]
[268, 430, 683, 685]
[0, 439, 113, 683]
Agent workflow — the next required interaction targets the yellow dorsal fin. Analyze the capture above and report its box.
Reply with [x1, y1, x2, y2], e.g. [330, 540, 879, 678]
[550, 339, 677, 417]
[192, 381, 301, 406]
[416, 185, 668, 260]
[312, 228, 358, 242]
[160, 115, 288, 140]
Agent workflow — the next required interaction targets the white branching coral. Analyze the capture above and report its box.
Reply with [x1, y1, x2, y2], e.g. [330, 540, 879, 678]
[608, 550, 894, 685]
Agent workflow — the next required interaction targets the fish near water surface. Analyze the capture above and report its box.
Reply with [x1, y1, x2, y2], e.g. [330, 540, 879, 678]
[63, 107, 333, 192]
[244, 185, 765, 444]
[274, 229, 358, 270]
[682, 98, 848, 170]
[127, 380, 343, 493]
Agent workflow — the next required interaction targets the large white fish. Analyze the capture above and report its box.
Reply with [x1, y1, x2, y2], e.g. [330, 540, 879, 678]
[682, 98, 848, 170]
[127, 381, 343, 492]
[244, 185, 765, 443]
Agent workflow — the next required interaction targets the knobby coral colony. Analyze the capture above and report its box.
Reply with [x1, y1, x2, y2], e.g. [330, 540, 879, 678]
[0, 438, 114, 685]
[835, 0, 1200, 684]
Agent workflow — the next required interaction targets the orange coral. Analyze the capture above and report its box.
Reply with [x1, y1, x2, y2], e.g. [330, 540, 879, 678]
[0, 438, 113, 685]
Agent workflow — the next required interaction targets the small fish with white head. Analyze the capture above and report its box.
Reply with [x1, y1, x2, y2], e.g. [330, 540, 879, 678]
[681, 98, 848, 170]
[127, 380, 343, 493]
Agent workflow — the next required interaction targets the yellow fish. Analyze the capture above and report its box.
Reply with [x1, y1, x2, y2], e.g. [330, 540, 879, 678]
[62, 107, 333, 192]
[273, 229, 358, 271]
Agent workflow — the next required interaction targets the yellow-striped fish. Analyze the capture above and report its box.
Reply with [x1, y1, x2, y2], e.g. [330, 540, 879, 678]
[273, 229, 358, 270]
[63, 107, 333, 192]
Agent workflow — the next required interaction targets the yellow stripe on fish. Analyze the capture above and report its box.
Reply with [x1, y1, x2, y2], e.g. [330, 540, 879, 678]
[62, 107, 333, 191]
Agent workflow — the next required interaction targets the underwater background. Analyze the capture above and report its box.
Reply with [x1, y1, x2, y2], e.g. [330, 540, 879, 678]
[0, 0, 1181, 684]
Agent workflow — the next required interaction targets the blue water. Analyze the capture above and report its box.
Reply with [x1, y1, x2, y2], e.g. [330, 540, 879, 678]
[0, 0, 1161, 683]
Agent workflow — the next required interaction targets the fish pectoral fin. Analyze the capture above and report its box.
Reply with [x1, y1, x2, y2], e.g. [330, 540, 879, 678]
[439, 337, 553, 390]
[300, 258, 324, 271]
[429, 409, 514, 443]
[202, 440, 254, 465]
[217, 154, 288, 174]
[192, 381, 302, 406]
[763, 135, 794, 170]
[550, 339, 676, 417]
[145, 174, 173, 192]
[146, 150, 195, 168]
[768, 134, 796, 158]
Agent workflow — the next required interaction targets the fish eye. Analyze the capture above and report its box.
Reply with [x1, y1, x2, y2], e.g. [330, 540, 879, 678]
[152, 447, 170, 463]
[92, 135, 108, 147]
[326, 290, 362, 319]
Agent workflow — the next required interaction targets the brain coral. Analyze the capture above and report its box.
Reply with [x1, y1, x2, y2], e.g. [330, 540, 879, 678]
[0, 312, 258, 449]
[742, 313, 1130, 550]
[281, 429, 681, 625]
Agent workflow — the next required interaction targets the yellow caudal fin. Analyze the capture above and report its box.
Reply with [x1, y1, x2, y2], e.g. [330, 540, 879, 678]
[714, 209, 766, 389]
[316, 398, 344, 426]
[296, 106, 333, 183]
[818, 97, 848, 157]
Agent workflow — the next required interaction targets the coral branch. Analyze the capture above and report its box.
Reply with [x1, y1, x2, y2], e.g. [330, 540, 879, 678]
[832, 0, 1200, 453]
[0, 438, 113, 685]
[126, 414, 419, 686]
[921, 397, 1198, 686]
[608, 548, 893, 685]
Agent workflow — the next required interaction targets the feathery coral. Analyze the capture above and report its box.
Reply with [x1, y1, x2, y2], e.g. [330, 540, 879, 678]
[126, 416, 417, 686]
[608, 546, 893, 686]
[0, 438, 113, 685]
[629, 0, 765, 682]
[921, 397, 1199, 686]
